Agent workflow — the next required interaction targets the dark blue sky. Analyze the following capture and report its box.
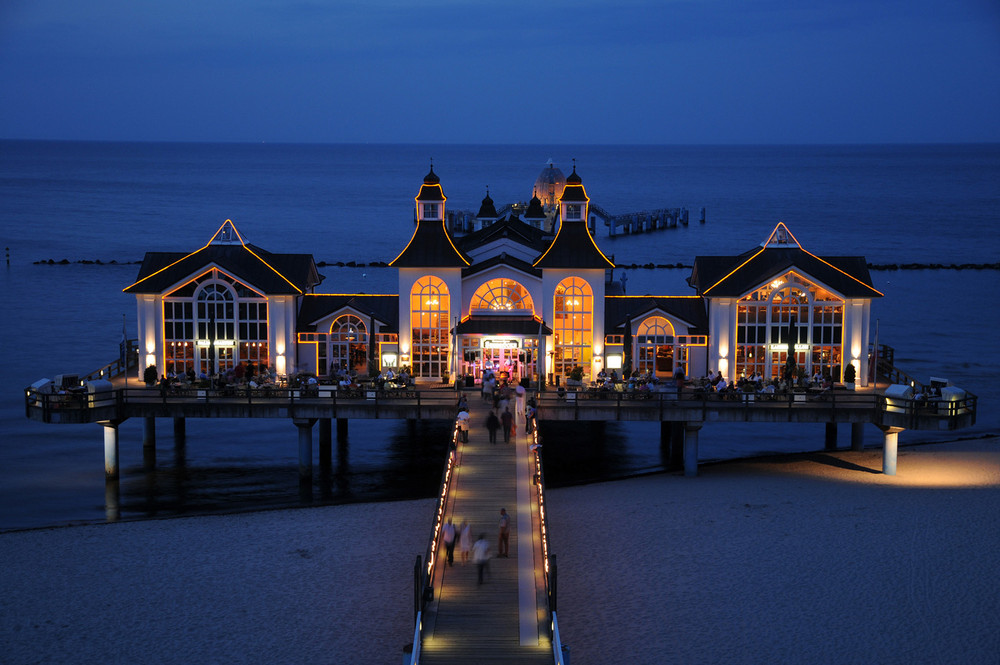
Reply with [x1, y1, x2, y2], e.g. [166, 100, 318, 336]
[1, 0, 998, 144]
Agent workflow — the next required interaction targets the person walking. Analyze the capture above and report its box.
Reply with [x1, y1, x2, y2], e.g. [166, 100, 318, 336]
[442, 518, 456, 567]
[486, 410, 500, 444]
[500, 408, 513, 443]
[459, 520, 471, 564]
[497, 507, 510, 558]
[472, 533, 490, 585]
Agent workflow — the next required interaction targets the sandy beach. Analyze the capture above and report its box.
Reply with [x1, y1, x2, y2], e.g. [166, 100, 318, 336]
[2, 439, 998, 665]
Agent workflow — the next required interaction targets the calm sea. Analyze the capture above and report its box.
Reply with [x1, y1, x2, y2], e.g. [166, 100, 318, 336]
[1, 141, 997, 531]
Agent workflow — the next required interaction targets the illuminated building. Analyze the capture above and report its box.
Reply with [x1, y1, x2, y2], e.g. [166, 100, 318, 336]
[125, 167, 881, 387]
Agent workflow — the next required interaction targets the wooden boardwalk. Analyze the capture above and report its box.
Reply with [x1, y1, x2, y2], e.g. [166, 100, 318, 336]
[418, 399, 554, 664]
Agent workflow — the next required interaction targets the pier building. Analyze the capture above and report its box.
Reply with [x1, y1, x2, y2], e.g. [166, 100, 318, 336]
[122, 165, 879, 390]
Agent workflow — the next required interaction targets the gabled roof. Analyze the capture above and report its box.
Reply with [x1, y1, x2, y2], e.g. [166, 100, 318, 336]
[124, 220, 321, 295]
[689, 223, 882, 298]
[296, 294, 400, 333]
[604, 296, 708, 335]
[457, 216, 550, 255]
[463, 252, 542, 279]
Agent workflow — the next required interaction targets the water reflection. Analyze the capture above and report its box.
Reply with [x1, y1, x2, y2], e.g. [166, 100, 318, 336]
[117, 418, 452, 521]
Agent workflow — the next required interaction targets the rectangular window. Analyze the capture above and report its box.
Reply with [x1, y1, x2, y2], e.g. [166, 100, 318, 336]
[565, 204, 582, 220]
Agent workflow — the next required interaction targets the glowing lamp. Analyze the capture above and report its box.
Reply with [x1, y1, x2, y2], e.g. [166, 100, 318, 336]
[276, 354, 286, 376]
[145, 354, 156, 369]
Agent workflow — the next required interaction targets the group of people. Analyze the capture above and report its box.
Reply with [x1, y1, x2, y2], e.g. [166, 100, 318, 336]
[441, 507, 511, 585]
[454, 389, 536, 445]
[158, 361, 277, 395]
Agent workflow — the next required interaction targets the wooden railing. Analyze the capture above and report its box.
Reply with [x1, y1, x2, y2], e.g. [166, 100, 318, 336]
[25, 383, 978, 432]
[408, 422, 461, 664]
[82, 339, 139, 382]
[530, 425, 564, 664]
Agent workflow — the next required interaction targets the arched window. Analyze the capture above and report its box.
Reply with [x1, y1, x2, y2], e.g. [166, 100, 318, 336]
[410, 276, 450, 378]
[553, 277, 592, 380]
[328, 314, 368, 376]
[470, 278, 534, 313]
[636, 316, 676, 377]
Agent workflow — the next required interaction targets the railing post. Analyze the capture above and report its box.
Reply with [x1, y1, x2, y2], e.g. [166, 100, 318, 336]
[413, 555, 422, 622]
[550, 554, 558, 614]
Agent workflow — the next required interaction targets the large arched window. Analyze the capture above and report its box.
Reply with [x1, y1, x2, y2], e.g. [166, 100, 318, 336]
[163, 270, 268, 378]
[328, 314, 368, 376]
[470, 278, 534, 313]
[735, 271, 843, 380]
[636, 316, 676, 377]
[553, 277, 592, 380]
[410, 276, 450, 378]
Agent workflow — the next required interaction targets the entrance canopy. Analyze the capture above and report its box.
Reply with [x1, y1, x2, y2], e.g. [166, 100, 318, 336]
[456, 316, 552, 336]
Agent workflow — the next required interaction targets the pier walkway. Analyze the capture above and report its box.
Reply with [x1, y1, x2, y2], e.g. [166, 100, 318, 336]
[414, 401, 556, 664]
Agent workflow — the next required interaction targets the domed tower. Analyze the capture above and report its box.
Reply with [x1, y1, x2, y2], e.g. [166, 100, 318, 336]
[534, 162, 566, 211]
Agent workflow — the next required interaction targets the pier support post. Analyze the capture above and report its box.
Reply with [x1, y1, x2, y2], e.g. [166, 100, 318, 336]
[660, 422, 685, 471]
[825, 423, 838, 451]
[143, 417, 156, 470]
[337, 418, 349, 442]
[683, 422, 702, 478]
[294, 418, 316, 484]
[173, 417, 186, 445]
[851, 423, 865, 452]
[879, 426, 904, 475]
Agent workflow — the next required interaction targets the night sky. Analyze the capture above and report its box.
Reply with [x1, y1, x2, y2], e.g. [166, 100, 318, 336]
[1, 0, 998, 144]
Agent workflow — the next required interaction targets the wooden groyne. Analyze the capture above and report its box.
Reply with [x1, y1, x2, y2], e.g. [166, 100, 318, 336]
[604, 206, 706, 237]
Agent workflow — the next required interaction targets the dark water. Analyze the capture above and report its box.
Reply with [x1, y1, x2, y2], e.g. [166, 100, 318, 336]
[1, 141, 997, 531]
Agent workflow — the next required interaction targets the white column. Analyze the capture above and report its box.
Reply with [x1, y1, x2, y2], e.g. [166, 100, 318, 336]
[102, 421, 120, 480]
[880, 426, 904, 475]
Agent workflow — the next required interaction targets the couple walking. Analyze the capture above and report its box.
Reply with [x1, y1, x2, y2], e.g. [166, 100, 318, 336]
[471, 508, 512, 585]
[485, 408, 515, 444]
